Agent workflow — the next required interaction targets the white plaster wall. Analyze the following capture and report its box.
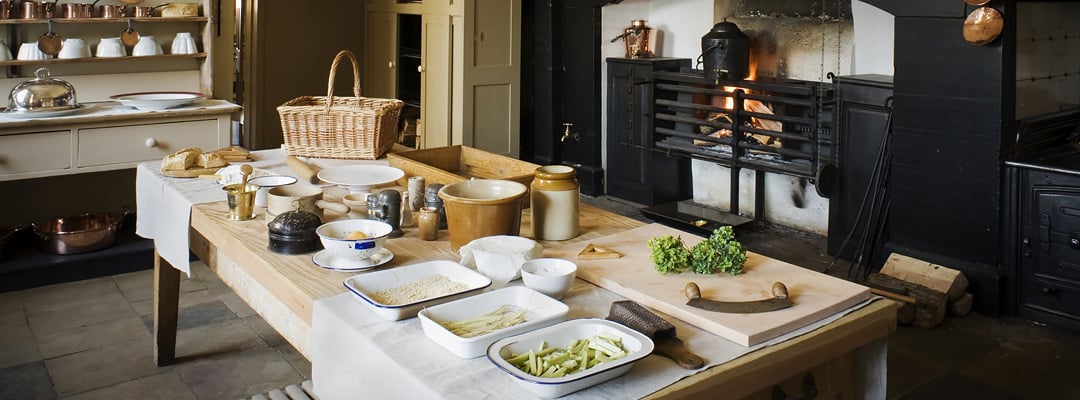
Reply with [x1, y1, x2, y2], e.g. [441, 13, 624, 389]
[601, 0, 855, 236]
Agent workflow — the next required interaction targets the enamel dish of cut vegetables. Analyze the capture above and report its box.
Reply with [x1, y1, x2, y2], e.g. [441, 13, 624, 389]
[486, 318, 654, 398]
[418, 286, 569, 359]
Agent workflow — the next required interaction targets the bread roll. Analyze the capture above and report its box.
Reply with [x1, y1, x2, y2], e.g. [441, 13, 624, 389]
[197, 152, 227, 168]
[161, 147, 203, 171]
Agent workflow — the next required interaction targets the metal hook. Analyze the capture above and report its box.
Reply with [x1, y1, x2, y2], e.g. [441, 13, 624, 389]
[127, 18, 134, 30]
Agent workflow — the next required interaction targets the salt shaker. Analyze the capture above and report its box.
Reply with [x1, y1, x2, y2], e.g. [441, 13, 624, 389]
[424, 183, 447, 229]
[378, 189, 404, 238]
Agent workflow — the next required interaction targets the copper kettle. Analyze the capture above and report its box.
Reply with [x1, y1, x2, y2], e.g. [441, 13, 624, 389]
[610, 19, 655, 59]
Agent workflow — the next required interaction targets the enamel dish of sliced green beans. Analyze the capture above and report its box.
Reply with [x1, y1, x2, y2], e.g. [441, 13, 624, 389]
[486, 318, 654, 398]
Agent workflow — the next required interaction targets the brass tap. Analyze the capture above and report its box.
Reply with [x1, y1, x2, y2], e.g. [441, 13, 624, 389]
[560, 123, 574, 142]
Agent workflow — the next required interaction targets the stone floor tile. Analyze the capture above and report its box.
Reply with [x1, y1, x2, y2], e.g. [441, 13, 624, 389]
[131, 288, 232, 319]
[274, 344, 312, 380]
[18, 277, 118, 309]
[36, 314, 150, 359]
[219, 292, 257, 319]
[0, 309, 42, 369]
[113, 269, 207, 303]
[960, 337, 1080, 399]
[242, 315, 286, 348]
[884, 347, 947, 399]
[179, 347, 303, 400]
[62, 371, 197, 400]
[887, 317, 999, 371]
[898, 372, 1024, 400]
[0, 290, 22, 313]
[140, 299, 239, 334]
[43, 338, 161, 396]
[174, 319, 265, 361]
[0, 361, 57, 400]
[24, 292, 135, 336]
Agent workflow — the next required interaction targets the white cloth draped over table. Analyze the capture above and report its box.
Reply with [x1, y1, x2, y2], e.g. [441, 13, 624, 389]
[312, 279, 885, 400]
[134, 149, 383, 275]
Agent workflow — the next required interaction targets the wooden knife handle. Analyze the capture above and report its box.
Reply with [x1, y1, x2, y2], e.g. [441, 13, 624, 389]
[683, 282, 702, 301]
[772, 282, 789, 299]
[653, 335, 705, 370]
[285, 155, 320, 184]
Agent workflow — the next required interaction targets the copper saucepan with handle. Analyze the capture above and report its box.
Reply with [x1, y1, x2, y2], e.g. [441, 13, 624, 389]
[32, 207, 129, 255]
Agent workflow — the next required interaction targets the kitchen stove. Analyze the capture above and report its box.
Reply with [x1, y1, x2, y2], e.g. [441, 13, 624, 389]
[1005, 108, 1080, 331]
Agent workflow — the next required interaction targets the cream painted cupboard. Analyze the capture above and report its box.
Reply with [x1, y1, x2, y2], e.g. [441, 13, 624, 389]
[364, 0, 521, 156]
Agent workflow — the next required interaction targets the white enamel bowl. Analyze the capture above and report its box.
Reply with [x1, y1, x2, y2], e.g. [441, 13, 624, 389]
[343, 260, 492, 321]
[486, 318, 654, 398]
[315, 219, 392, 261]
[418, 286, 568, 358]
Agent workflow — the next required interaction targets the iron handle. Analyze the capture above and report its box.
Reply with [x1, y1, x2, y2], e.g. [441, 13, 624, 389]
[1042, 287, 1057, 295]
[1071, 232, 1079, 250]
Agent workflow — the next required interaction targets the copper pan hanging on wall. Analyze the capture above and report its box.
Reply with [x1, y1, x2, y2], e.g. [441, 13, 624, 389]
[963, 0, 990, 5]
[963, 7, 1003, 45]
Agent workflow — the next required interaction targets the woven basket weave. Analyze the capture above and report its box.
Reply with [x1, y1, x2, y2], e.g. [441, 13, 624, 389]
[277, 50, 404, 160]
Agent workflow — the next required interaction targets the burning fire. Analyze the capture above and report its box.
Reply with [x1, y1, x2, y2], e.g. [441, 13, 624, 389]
[701, 56, 781, 147]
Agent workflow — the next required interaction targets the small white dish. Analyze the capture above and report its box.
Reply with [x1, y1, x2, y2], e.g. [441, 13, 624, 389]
[312, 248, 394, 272]
[343, 260, 492, 321]
[317, 165, 404, 194]
[110, 91, 205, 110]
[248, 175, 298, 207]
[486, 318, 654, 398]
[520, 258, 578, 300]
[418, 286, 568, 359]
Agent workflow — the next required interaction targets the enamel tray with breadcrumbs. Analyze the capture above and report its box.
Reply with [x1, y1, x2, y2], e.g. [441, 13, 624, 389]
[343, 260, 491, 321]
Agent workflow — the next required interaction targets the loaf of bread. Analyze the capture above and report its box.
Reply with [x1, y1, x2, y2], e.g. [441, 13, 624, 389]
[197, 152, 227, 168]
[161, 147, 203, 171]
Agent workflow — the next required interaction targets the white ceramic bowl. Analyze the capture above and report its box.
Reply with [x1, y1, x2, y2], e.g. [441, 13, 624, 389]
[110, 91, 205, 110]
[486, 318, 654, 398]
[316, 219, 392, 261]
[520, 258, 578, 299]
[344, 260, 492, 321]
[248, 175, 299, 207]
[418, 286, 568, 358]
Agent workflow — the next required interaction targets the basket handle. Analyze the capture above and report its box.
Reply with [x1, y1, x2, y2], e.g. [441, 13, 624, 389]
[324, 50, 363, 113]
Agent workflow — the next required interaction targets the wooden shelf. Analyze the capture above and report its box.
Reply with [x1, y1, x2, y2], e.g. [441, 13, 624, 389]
[0, 53, 206, 66]
[0, 17, 208, 25]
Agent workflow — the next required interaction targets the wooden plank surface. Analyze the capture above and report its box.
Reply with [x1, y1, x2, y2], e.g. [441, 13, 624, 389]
[545, 224, 871, 346]
[189, 200, 645, 325]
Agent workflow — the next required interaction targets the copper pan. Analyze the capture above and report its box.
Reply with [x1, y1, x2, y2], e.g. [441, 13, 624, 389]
[963, 7, 1003, 45]
[32, 208, 129, 255]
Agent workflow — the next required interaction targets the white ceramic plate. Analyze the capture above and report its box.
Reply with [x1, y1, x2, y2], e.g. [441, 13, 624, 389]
[2, 104, 85, 119]
[110, 91, 205, 110]
[418, 286, 569, 359]
[317, 165, 404, 193]
[486, 318, 655, 398]
[312, 248, 394, 272]
[343, 260, 492, 321]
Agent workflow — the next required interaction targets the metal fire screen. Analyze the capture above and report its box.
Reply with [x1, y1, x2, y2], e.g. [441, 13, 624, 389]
[651, 69, 836, 180]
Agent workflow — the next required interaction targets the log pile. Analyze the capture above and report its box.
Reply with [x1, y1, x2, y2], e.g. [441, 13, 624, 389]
[862, 253, 972, 329]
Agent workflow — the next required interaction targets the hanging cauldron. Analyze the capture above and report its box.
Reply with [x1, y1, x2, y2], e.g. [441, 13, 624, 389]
[700, 20, 750, 84]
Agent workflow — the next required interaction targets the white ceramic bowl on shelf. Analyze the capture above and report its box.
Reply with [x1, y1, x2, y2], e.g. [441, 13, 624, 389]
[170, 32, 198, 54]
[95, 38, 126, 58]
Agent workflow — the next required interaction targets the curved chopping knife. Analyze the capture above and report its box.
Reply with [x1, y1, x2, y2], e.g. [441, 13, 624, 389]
[683, 282, 793, 313]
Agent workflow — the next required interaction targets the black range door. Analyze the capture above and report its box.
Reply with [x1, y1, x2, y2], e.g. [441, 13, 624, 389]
[522, 0, 613, 196]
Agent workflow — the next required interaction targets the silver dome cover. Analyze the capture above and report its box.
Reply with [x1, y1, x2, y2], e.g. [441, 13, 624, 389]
[7, 68, 78, 114]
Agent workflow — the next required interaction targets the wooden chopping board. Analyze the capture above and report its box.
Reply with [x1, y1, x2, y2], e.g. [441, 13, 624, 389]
[545, 223, 871, 346]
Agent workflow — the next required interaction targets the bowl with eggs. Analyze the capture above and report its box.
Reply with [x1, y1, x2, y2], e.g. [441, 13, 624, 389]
[315, 219, 393, 262]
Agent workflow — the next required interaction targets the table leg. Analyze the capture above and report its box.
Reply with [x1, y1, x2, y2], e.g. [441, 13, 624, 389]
[153, 247, 180, 366]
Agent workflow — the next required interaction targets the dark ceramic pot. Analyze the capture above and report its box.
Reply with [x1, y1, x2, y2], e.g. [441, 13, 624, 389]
[267, 210, 322, 254]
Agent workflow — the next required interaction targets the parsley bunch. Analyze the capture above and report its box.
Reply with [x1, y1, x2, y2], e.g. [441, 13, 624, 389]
[648, 226, 746, 276]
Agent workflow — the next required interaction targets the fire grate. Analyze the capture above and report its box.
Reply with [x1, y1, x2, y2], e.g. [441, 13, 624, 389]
[651, 69, 836, 180]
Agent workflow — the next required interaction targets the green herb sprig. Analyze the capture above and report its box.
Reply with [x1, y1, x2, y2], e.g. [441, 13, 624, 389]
[647, 226, 746, 276]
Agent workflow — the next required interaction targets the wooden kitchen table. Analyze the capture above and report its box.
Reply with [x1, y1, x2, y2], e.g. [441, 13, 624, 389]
[153, 201, 896, 399]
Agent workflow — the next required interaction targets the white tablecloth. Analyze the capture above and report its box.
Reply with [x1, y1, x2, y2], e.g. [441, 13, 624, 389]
[134, 149, 384, 275]
[312, 279, 885, 399]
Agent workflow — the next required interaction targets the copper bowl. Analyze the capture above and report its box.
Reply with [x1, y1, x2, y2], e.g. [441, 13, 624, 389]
[32, 209, 128, 255]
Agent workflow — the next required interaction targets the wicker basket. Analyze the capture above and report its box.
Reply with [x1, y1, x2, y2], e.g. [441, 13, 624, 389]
[277, 50, 404, 160]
